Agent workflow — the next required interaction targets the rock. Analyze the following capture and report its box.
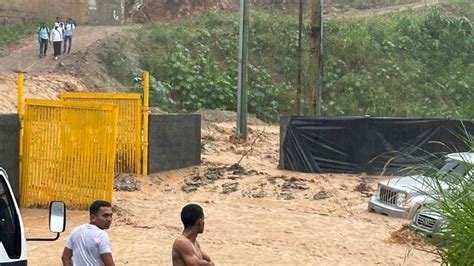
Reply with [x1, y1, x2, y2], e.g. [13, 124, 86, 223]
[354, 182, 373, 192]
[181, 178, 205, 193]
[252, 190, 266, 198]
[266, 176, 277, 184]
[354, 182, 374, 197]
[313, 190, 331, 200]
[241, 188, 266, 198]
[227, 175, 241, 180]
[182, 185, 198, 193]
[206, 172, 220, 181]
[228, 163, 245, 175]
[245, 169, 259, 175]
[282, 177, 309, 190]
[279, 191, 294, 200]
[114, 173, 139, 192]
[221, 182, 238, 194]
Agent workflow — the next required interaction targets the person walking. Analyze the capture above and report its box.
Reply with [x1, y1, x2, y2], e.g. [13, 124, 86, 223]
[63, 18, 75, 54]
[54, 16, 65, 35]
[37, 23, 49, 58]
[61, 200, 115, 266]
[50, 23, 63, 60]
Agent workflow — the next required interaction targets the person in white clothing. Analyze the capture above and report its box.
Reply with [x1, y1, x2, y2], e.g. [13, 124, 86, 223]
[61, 200, 115, 266]
[49, 23, 63, 60]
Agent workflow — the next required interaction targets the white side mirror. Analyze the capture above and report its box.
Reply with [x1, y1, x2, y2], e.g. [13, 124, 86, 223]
[49, 201, 66, 233]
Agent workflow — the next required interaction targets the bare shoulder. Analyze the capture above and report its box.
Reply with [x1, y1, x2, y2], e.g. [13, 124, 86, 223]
[195, 240, 202, 248]
[173, 236, 190, 250]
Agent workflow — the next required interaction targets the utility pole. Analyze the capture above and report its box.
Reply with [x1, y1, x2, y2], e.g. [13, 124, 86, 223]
[237, 0, 249, 140]
[296, 0, 303, 115]
[318, 0, 324, 116]
[308, 0, 323, 116]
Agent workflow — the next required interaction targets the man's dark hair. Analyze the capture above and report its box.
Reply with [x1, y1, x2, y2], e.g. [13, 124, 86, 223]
[181, 204, 204, 228]
[89, 200, 111, 215]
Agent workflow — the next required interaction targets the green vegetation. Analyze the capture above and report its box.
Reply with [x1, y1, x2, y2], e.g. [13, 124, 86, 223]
[0, 19, 50, 45]
[410, 135, 473, 265]
[432, 159, 474, 265]
[102, 1, 473, 122]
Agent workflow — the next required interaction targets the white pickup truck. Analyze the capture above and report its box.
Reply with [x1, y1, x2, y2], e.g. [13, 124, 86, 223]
[0, 167, 66, 265]
[368, 152, 473, 219]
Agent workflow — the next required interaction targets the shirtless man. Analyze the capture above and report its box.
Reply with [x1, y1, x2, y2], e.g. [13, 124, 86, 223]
[172, 204, 214, 266]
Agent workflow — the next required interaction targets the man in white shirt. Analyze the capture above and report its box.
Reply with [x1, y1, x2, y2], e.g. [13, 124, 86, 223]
[61, 200, 115, 266]
[50, 23, 63, 60]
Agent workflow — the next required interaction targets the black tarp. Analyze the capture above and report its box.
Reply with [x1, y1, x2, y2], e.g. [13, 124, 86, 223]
[282, 117, 473, 175]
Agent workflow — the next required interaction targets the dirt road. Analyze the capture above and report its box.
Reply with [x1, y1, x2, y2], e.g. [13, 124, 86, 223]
[332, 0, 439, 18]
[0, 26, 135, 114]
[0, 26, 132, 74]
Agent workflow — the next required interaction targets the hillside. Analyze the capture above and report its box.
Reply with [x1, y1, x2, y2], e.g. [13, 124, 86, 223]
[125, 0, 426, 22]
[99, 0, 473, 121]
[0, 25, 138, 113]
[2, 0, 467, 117]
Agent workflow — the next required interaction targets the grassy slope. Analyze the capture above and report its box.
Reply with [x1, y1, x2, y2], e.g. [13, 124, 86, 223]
[0, 19, 50, 46]
[101, 0, 473, 121]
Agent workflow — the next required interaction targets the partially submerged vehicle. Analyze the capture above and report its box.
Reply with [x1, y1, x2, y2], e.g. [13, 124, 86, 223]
[368, 152, 473, 219]
[410, 206, 446, 236]
[1, 167, 66, 264]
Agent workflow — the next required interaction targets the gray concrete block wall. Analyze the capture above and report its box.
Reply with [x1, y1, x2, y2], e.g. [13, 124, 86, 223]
[148, 114, 201, 173]
[0, 115, 20, 202]
[88, 0, 125, 25]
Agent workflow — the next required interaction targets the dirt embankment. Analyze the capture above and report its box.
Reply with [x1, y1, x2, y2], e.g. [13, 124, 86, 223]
[125, 0, 434, 23]
[0, 25, 139, 113]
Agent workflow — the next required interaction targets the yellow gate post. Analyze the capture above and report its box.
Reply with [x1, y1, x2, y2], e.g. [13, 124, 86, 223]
[17, 71, 24, 118]
[142, 71, 150, 176]
[16, 71, 24, 184]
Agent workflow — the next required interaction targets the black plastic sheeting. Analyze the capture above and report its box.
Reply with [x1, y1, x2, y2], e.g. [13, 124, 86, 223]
[282, 117, 473, 175]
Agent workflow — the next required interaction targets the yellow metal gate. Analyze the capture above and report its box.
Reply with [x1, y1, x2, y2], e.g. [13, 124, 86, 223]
[61, 92, 142, 174]
[20, 99, 119, 209]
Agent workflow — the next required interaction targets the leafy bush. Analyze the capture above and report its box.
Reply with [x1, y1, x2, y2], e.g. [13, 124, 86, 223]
[323, 7, 473, 117]
[135, 13, 293, 121]
[97, 40, 137, 85]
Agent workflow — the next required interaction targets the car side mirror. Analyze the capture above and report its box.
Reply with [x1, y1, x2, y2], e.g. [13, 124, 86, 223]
[49, 201, 66, 233]
[27, 201, 67, 241]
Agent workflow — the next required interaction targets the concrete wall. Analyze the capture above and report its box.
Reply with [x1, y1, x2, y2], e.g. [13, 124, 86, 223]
[148, 114, 201, 173]
[0, 0, 124, 25]
[278, 115, 290, 169]
[88, 0, 125, 25]
[0, 115, 20, 202]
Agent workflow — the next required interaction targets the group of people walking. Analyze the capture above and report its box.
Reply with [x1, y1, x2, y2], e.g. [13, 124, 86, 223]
[37, 17, 75, 60]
